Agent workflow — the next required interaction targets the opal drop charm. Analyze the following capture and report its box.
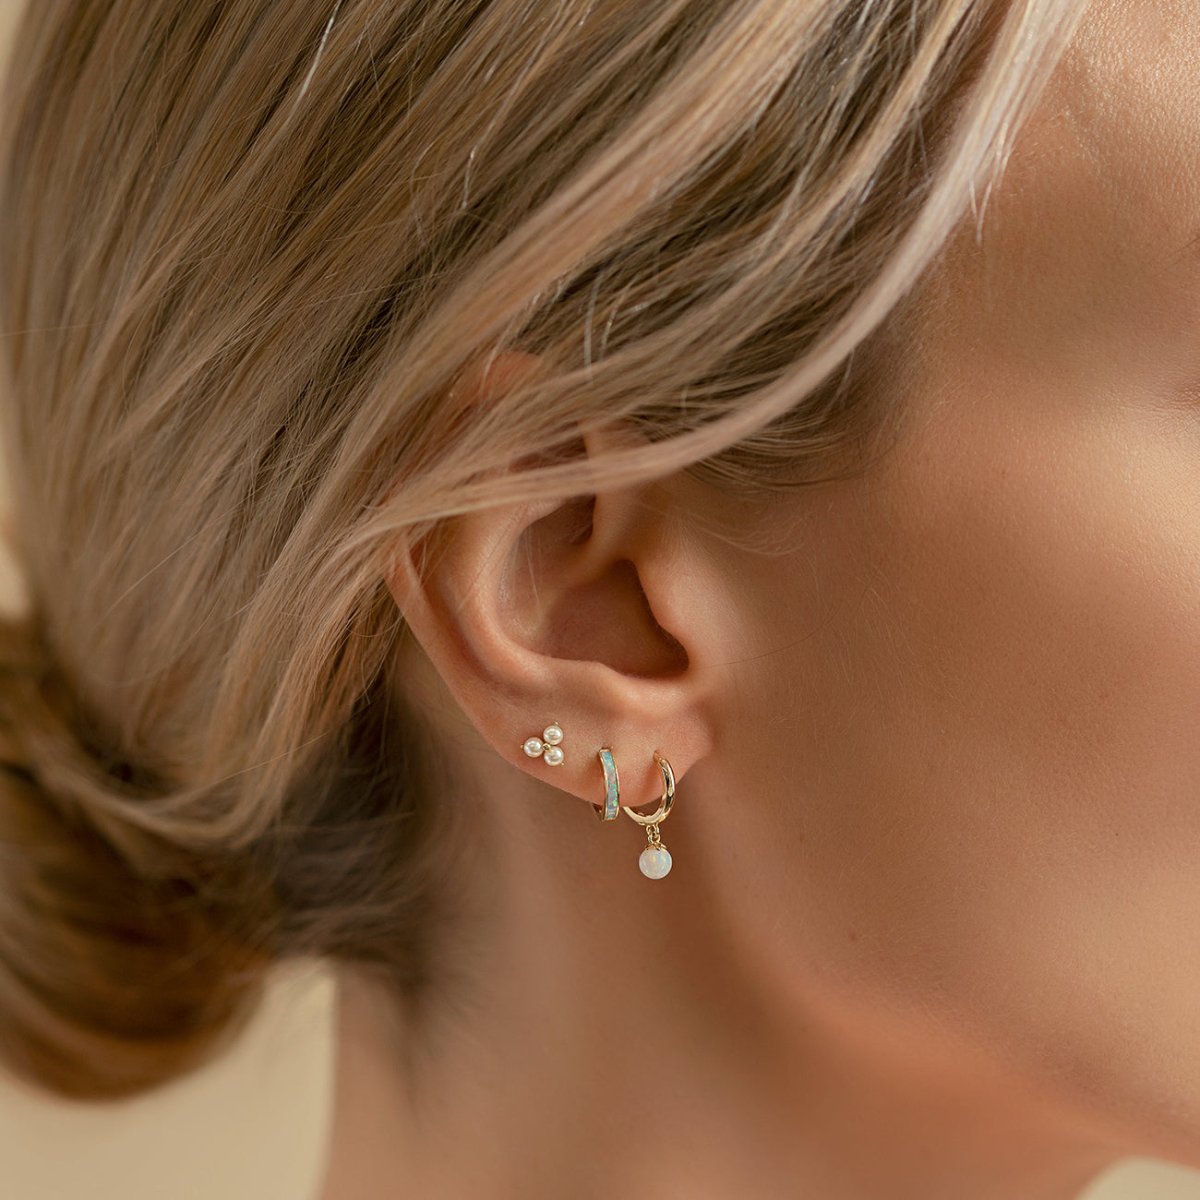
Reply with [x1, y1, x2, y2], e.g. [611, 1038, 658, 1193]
[638, 821, 673, 880]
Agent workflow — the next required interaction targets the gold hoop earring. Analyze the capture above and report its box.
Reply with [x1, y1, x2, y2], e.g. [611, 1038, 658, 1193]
[622, 753, 675, 879]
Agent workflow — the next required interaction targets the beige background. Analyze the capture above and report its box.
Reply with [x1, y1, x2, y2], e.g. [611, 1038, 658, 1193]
[0, 958, 337, 1200]
[0, 1, 1198, 1196]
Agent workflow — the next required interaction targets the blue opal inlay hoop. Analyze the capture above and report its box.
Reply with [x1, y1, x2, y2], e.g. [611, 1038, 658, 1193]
[596, 746, 620, 821]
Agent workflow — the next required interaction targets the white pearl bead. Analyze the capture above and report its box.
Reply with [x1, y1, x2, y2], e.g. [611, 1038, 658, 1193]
[638, 846, 672, 879]
[542, 724, 563, 745]
[522, 737, 544, 758]
[542, 744, 564, 766]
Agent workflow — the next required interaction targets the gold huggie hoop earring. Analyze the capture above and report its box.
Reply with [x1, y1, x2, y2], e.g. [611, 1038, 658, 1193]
[595, 747, 620, 821]
[593, 748, 675, 878]
[622, 753, 675, 880]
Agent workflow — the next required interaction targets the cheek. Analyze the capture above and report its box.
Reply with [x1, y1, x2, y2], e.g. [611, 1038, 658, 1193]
[790, 387, 1200, 1132]
[874, 394, 1200, 883]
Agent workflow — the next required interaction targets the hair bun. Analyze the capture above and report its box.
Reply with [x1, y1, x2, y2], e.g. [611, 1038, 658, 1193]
[0, 611, 273, 1100]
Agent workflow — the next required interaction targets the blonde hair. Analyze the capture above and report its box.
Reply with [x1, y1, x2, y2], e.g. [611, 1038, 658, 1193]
[0, 0, 1086, 1099]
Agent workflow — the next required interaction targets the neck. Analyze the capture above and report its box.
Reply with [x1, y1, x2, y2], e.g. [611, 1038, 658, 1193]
[321, 771, 1123, 1200]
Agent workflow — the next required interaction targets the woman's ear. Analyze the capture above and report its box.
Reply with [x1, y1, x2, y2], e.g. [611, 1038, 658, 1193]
[383, 350, 719, 812]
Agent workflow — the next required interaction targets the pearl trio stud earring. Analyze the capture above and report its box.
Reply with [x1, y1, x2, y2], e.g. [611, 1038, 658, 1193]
[522, 722, 565, 766]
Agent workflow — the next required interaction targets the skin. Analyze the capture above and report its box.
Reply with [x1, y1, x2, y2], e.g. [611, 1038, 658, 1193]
[319, 1, 1200, 1196]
